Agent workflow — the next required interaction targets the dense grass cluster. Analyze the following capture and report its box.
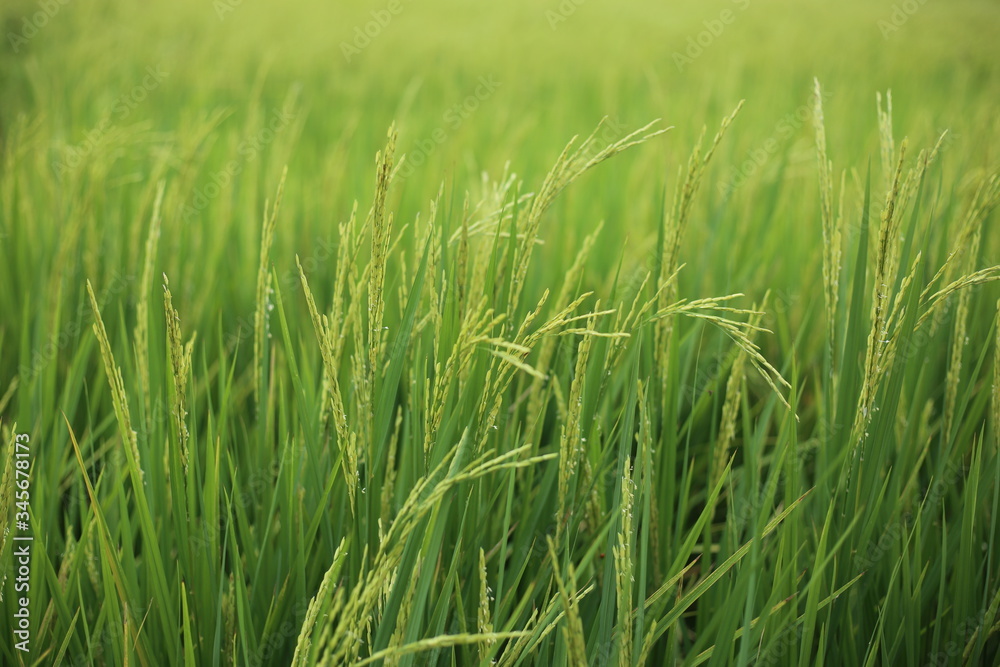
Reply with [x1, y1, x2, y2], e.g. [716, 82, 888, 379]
[1, 0, 999, 665]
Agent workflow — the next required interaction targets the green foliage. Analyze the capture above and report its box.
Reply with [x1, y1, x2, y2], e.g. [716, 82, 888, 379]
[1, 1, 999, 665]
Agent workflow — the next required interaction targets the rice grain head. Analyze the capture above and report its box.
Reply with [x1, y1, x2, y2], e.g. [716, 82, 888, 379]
[613, 456, 635, 667]
[162, 274, 196, 476]
[87, 280, 143, 483]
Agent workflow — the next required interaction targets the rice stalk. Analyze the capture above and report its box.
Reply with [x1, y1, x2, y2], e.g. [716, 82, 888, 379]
[556, 313, 595, 544]
[853, 139, 908, 445]
[224, 573, 236, 666]
[495, 608, 541, 667]
[524, 221, 604, 428]
[877, 90, 895, 182]
[87, 280, 143, 481]
[291, 537, 348, 667]
[355, 632, 528, 666]
[477, 289, 619, 445]
[613, 457, 635, 667]
[920, 174, 1000, 330]
[600, 271, 664, 404]
[253, 166, 288, 410]
[316, 441, 554, 664]
[162, 274, 196, 476]
[367, 126, 398, 393]
[383, 555, 424, 667]
[916, 265, 1000, 332]
[0, 378, 17, 415]
[495, 584, 590, 667]
[637, 619, 659, 665]
[299, 258, 360, 509]
[381, 407, 403, 522]
[508, 118, 669, 315]
[318, 202, 361, 431]
[478, 548, 495, 661]
[134, 180, 166, 421]
[652, 294, 792, 412]
[943, 223, 980, 437]
[814, 79, 842, 377]
[713, 291, 770, 488]
[84, 527, 100, 592]
[655, 104, 743, 376]
[422, 296, 501, 457]
[546, 536, 588, 664]
[56, 529, 76, 591]
[637, 380, 662, 584]
[349, 245, 372, 452]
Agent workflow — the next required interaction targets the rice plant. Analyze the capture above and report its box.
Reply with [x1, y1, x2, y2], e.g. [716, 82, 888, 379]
[1, 0, 998, 665]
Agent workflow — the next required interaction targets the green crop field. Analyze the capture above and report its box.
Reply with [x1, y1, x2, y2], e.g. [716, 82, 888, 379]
[1, 0, 999, 664]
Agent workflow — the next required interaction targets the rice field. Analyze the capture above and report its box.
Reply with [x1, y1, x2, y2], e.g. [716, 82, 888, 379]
[1, 0, 999, 665]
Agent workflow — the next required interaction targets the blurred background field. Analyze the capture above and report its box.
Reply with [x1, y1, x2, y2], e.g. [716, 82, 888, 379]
[2, 0, 998, 338]
[2, 0, 998, 311]
[1, 0, 999, 665]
